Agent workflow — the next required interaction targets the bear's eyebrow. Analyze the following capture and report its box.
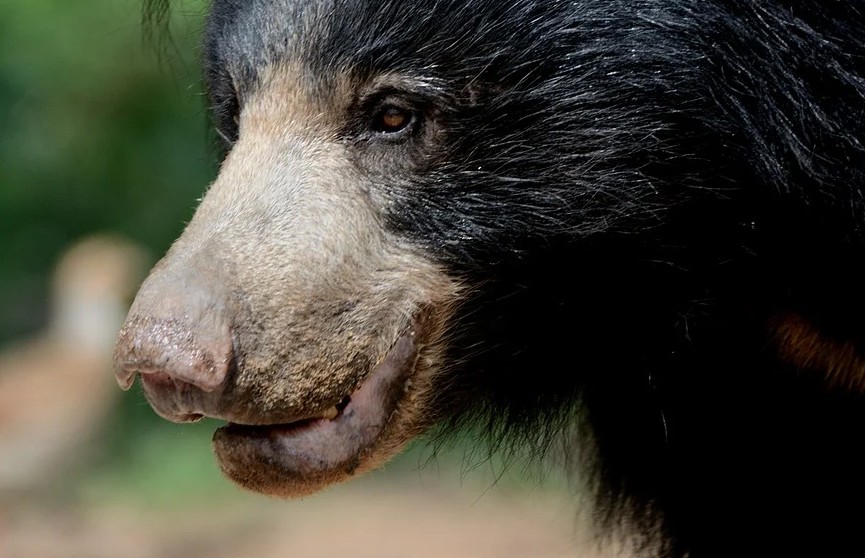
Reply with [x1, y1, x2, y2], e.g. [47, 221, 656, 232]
[357, 73, 450, 102]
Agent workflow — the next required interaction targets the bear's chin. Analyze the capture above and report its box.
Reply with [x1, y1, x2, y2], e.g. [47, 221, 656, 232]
[211, 326, 423, 498]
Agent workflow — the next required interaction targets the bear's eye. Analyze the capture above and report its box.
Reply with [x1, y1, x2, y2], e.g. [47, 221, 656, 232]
[372, 105, 416, 135]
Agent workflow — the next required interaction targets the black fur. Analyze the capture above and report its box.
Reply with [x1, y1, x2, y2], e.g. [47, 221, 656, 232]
[147, 1, 865, 555]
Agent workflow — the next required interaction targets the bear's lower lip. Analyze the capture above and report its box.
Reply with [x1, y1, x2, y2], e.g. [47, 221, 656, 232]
[211, 325, 421, 496]
[220, 395, 348, 435]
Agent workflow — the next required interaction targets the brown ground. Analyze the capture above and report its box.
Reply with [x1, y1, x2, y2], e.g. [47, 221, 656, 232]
[0, 480, 616, 558]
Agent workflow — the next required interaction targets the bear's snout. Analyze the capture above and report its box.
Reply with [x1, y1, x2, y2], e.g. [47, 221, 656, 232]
[113, 264, 235, 420]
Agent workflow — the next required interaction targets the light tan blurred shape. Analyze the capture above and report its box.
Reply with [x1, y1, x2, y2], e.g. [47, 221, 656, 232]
[0, 235, 149, 495]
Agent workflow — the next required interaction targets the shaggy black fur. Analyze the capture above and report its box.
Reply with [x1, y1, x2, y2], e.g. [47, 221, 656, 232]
[145, 1, 865, 555]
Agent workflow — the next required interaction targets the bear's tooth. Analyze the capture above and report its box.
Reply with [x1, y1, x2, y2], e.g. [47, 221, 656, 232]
[322, 406, 339, 420]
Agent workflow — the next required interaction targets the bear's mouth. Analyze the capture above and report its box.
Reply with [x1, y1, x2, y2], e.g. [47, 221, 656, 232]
[211, 325, 423, 496]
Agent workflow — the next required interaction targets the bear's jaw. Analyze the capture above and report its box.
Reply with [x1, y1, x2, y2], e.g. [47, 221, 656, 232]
[210, 324, 425, 497]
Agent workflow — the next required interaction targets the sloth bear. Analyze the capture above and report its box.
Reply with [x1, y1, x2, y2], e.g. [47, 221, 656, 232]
[114, 0, 865, 556]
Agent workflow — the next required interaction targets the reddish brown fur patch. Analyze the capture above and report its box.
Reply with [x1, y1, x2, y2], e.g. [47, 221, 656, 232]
[772, 313, 865, 391]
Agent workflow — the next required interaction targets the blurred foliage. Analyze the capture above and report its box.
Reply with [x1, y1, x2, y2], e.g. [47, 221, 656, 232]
[0, 0, 214, 343]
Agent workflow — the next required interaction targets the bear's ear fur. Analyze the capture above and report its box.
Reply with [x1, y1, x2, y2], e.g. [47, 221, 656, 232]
[142, 0, 173, 49]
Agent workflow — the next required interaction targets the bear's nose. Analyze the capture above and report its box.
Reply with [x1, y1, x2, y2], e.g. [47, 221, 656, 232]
[113, 265, 234, 394]
[114, 315, 233, 393]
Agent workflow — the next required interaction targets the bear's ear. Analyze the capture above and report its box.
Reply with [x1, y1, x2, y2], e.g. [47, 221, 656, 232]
[771, 312, 865, 393]
[142, 0, 173, 49]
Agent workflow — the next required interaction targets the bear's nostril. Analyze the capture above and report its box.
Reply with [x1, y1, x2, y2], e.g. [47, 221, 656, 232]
[113, 314, 234, 395]
[114, 361, 138, 391]
[140, 370, 182, 390]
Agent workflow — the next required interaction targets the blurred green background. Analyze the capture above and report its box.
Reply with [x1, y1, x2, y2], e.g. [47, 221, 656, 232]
[0, 0, 239, 513]
[0, 0, 212, 343]
[0, 3, 579, 557]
